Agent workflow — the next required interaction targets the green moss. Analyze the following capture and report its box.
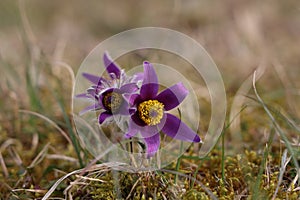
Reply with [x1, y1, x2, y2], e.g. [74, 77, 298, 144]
[182, 189, 209, 200]
[87, 171, 180, 200]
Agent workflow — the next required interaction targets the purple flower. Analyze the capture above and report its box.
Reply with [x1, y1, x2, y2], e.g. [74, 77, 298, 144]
[77, 52, 143, 124]
[125, 62, 201, 157]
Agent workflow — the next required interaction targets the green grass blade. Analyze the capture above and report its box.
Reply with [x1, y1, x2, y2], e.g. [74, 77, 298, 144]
[25, 66, 43, 111]
[53, 91, 84, 168]
[252, 71, 300, 184]
[252, 128, 275, 199]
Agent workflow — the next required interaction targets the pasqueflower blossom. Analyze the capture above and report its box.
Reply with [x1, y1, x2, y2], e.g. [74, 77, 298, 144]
[77, 52, 142, 124]
[125, 62, 201, 157]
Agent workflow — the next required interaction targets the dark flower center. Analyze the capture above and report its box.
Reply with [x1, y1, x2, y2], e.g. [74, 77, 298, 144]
[103, 92, 123, 112]
[138, 100, 164, 125]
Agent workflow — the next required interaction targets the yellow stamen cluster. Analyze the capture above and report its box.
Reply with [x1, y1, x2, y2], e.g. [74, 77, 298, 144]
[103, 92, 122, 112]
[138, 100, 164, 126]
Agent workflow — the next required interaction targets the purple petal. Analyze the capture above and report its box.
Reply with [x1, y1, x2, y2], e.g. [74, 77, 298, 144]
[103, 52, 121, 79]
[140, 62, 158, 99]
[143, 133, 160, 158]
[131, 72, 144, 82]
[142, 125, 162, 138]
[162, 113, 201, 142]
[98, 111, 112, 124]
[82, 73, 103, 85]
[140, 83, 160, 100]
[142, 61, 158, 85]
[124, 120, 139, 138]
[120, 83, 138, 93]
[122, 93, 131, 102]
[155, 82, 188, 111]
[79, 103, 101, 115]
[128, 94, 142, 106]
[75, 93, 90, 98]
[86, 88, 98, 99]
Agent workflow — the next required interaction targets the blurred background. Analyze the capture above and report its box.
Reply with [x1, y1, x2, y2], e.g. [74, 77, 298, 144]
[1, 0, 300, 89]
[1, 1, 299, 64]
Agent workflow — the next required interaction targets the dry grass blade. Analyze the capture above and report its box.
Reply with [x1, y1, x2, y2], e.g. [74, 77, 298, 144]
[0, 139, 22, 152]
[0, 139, 23, 177]
[229, 63, 265, 149]
[18, 110, 72, 145]
[161, 168, 218, 200]
[0, 152, 8, 178]
[28, 143, 50, 169]
[74, 174, 106, 182]
[31, 133, 39, 153]
[79, 144, 118, 175]
[54, 61, 76, 119]
[42, 162, 126, 200]
[53, 61, 75, 89]
[288, 170, 299, 192]
[271, 149, 291, 200]
[125, 177, 142, 200]
[46, 154, 78, 163]
[8, 146, 23, 167]
[12, 188, 47, 194]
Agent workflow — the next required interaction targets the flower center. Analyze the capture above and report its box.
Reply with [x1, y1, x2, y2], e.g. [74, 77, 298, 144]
[138, 100, 164, 126]
[103, 92, 123, 112]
